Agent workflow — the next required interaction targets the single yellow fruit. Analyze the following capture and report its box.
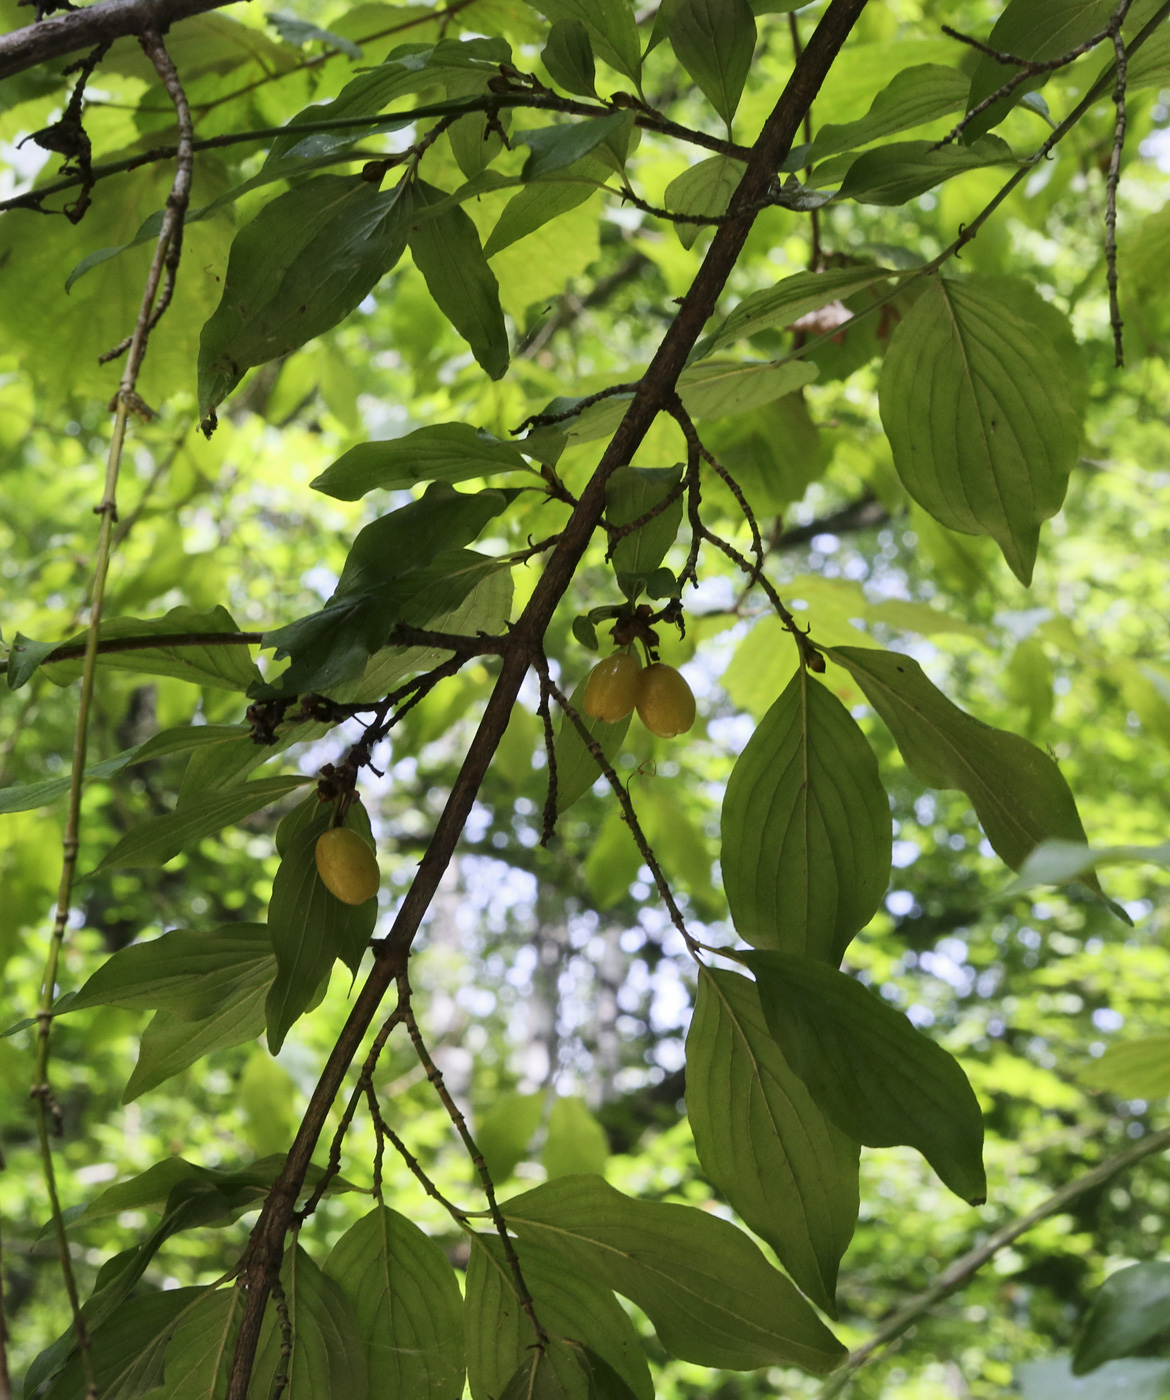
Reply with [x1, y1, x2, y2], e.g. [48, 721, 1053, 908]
[583, 653, 642, 723]
[315, 827, 380, 905]
[635, 663, 696, 738]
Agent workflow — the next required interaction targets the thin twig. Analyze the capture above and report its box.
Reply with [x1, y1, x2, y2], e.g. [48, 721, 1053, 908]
[398, 976, 548, 1346]
[30, 36, 196, 1393]
[817, 1124, 1170, 1399]
[540, 661, 701, 958]
[537, 673, 559, 847]
[365, 1086, 471, 1221]
[512, 381, 642, 436]
[1106, 22, 1129, 366]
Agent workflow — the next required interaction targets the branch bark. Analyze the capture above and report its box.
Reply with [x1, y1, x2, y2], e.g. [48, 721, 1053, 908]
[222, 2, 872, 1393]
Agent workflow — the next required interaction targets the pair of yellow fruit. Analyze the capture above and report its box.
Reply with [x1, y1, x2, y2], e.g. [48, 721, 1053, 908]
[582, 654, 696, 737]
[312, 657, 696, 904]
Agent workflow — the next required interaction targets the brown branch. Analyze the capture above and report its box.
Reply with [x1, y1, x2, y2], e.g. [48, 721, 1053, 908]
[223, 5, 871, 1392]
[0, 0, 234, 82]
[1106, 23, 1129, 367]
[398, 977, 547, 1345]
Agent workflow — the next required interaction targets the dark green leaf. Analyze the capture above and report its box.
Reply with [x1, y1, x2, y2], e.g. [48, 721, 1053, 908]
[249, 1246, 368, 1400]
[828, 646, 1093, 874]
[466, 1234, 652, 1400]
[198, 175, 415, 424]
[408, 180, 509, 380]
[878, 275, 1079, 582]
[668, 0, 756, 127]
[69, 924, 275, 1018]
[552, 676, 631, 814]
[311, 422, 529, 500]
[269, 13, 363, 58]
[745, 951, 987, 1203]
[503, 1175, 846, 1372]
[605, 464, 683, 581]
[90, 775, 310, 873]
[528, 0, 641, 86]
[520, 114, 629, 180]
[837, 136, 1017, 206]
[153, 1288, 243, 1399]
[5, 633, 65, 689]
[699, 264, 896, 355]
[801, 64, 969, 163]
[124, 985, 268, 1100]
[265, 818, 378, 1052]
[964, 0, 1115, 142]
[325, 1206, 465, 1399]
[1074, 1263, 1170, 1374]
[33, 606, 261, 692]
[40, 1287, 204, 1400]
[721, 668, 891, 962]
[687, 967, 859, 1315]
[542, 18, 597, 95]
[483, 177, 600, 258]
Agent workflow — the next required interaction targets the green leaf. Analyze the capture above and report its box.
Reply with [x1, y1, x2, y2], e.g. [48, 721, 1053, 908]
[800, 64, 970, 162]
[721, 669, 891, 962]
[542, 1097, 609, 1179]
[325, 1206, 465, 1399]
[90, 775, 310, 873]
[837, 135, 1017, 205]
[964, 0, 1115, 142]
[5, 633, 66, 689]
[311, 422, 529, 500]
[668, 0, 756, 127]
[408, 180, 509, 381]
[0, 724, 248, 815]
[153, 1289, 243, 1400]
[250, 1246, 368, 1400]
[31, 606, 262, 692]
[745, 951, 987, 1204]
[1074, 1263, 1170, 1374]
[542, 18, 597, 95]
[520, 114, 629, 180]
[483, 177, 600, 258]
[70, 923, 274, 1018]
[552, 676, 631, 814]
[198, 175, 415, 424]
[477, 1091, 544, 1184]
[260, 483, 508, 697]
[700, 393, 824, 515]
[466, 1234, 653, 1400]
[699, 264, 897, 356]
[528, 0, 641, 86]
[1080, 1037, 1170, 1099]
[828, 646, 1093, 875]
[269, 13, 364, 58]
[1002, 838, 1170, 896]
[605, 464, 683, 582]
[687, 967, 859, 1315]
[124, 985, 268, 1100]
[503, 1175, 846, 1372]
[265, 815, 378, 1052]
[677, 358, 819, 420]
[878, 275, 1079, 583]
[41, 1287, 204, 1400]
[663, 154, 745, 250]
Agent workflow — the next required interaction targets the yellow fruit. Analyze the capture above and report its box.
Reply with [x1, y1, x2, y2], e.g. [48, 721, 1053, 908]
[583, 653, 642, 723]
[635, 663, 696, 738]
[315, 827, 380, 905]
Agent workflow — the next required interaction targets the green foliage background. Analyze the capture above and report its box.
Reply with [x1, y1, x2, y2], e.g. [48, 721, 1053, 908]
[3, 0, 1170, 1395]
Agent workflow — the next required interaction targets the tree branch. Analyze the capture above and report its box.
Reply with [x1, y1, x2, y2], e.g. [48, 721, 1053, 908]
[222, 4, 872, 1393]
[816, 1125, 1170, 1399]
[0, 0, 236, 82]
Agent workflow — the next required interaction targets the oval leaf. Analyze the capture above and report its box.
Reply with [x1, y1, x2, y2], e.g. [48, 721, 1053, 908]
[878, 275, 1079, 583]
[502, 1175, 846, 1373]
[744, 951, 987, 1204]
[668, 0, 756, 127]
[721, 668, 891, 962]
[687, 967, 859, 1315]
[1074, 1262, 1170, 1374]
[311, 423, 529, 500]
